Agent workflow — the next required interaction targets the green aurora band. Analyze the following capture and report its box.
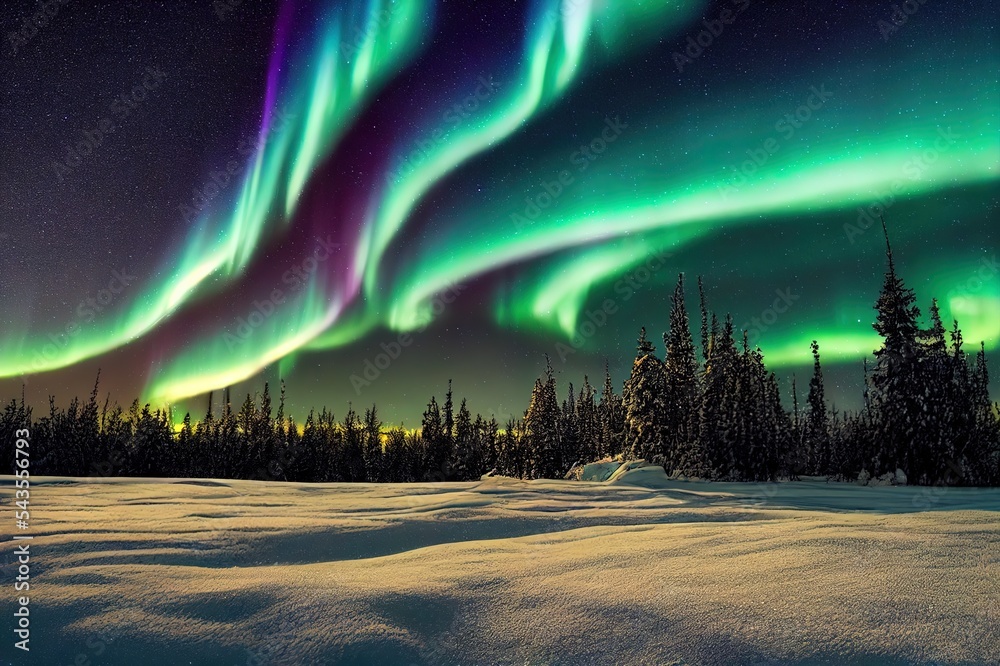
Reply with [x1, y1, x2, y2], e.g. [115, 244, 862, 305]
[127, 2, 1000, 403]
[1, 1, 996, 410]
[0, 0, 430, 381]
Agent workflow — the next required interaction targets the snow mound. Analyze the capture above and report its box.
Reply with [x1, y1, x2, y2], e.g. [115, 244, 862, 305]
[579, 460, 625, 482]
[569, 459, 671, 488]
[607, 463, 672, 489]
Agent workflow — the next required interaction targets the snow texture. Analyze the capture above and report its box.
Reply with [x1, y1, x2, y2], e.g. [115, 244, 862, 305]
[1, 475, 997, 665]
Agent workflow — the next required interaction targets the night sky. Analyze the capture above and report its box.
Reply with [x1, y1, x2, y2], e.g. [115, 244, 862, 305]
[1, 0, 997, 425]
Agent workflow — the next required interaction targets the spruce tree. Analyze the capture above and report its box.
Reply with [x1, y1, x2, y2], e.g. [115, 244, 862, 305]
[805, 341, 830, 476]
[453, 399, 479, 480]
[869, 218, 922, 476]
[560, 383, 580, 475]
[576, 376, 598, 462]
[421, 395, 451, 481]
[598, 361, 625, 457]
[911, 300, 952, 484]
[699, 316, 739, 479]
[624, 327, 667, 463]
[362, 405, 383, 482]
[524, 357, 561, 478]
[970, 343, 1000, 485]
[663, 274, 702, 475]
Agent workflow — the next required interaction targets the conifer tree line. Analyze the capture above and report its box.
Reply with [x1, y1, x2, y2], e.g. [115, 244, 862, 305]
[2, 224, 997, 486]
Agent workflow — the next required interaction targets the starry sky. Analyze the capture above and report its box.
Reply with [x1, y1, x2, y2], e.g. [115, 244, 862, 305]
[1, 0, 997, 425]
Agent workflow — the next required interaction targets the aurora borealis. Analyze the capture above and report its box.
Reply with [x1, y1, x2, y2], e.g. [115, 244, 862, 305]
[1, 0, 997, 423]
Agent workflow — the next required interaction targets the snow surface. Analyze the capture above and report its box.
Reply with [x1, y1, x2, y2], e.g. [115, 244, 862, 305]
[1, 475, 997, 665]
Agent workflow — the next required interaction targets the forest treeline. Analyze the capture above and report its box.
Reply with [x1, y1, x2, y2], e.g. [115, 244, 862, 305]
[2, 226, 998, 486]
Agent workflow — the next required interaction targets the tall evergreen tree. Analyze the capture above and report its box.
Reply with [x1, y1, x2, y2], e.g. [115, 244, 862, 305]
[421, 395, 451, 481]
[663, 274, 703, 475]
[560, 383, 580, 475]
[453, 399, 480, 480]
[576, 376, 599, 462]
[699, 316, 740, 479]
[598, 361, 625, 458]
[525, 357, 561, 478]
[869, 218, 923, 476]
[362, 405, 383, 482]
[805, 341, 830, 476]
[624, 327, 667, 462]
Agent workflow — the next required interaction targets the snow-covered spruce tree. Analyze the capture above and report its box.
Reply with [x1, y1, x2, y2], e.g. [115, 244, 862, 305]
[443, 380, 455, 453]
[842, 359, 879, 479]
[663, 274, 704, 476]
[970, 343, 1000, 485]
[0, 393, 32, 476]
[698, 276, 711, 362]
[453, 398, 482, 481]
[598, 361, 625, 458]
[383, 427, 411, 482]
[339, 404, 366, 482]
[421, 395, 452, 481]
[524, 357, 561, 478]
[560, 383, 580, 474]
[474, 414, 498, 477]
[362, 405, 384, 482]
[624, 327, 667, 463]
[699, 316, 740, 479]
[805, 341, 831, 476]
[497, 416, 525, 478]
[176, 412, 194, 477]
[735, 340, 783, 482]
[909, 300, 954, 484]
[128, 402, 173, 477]
[869, 219, 922, 477]
[576, 376, 599, 462]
